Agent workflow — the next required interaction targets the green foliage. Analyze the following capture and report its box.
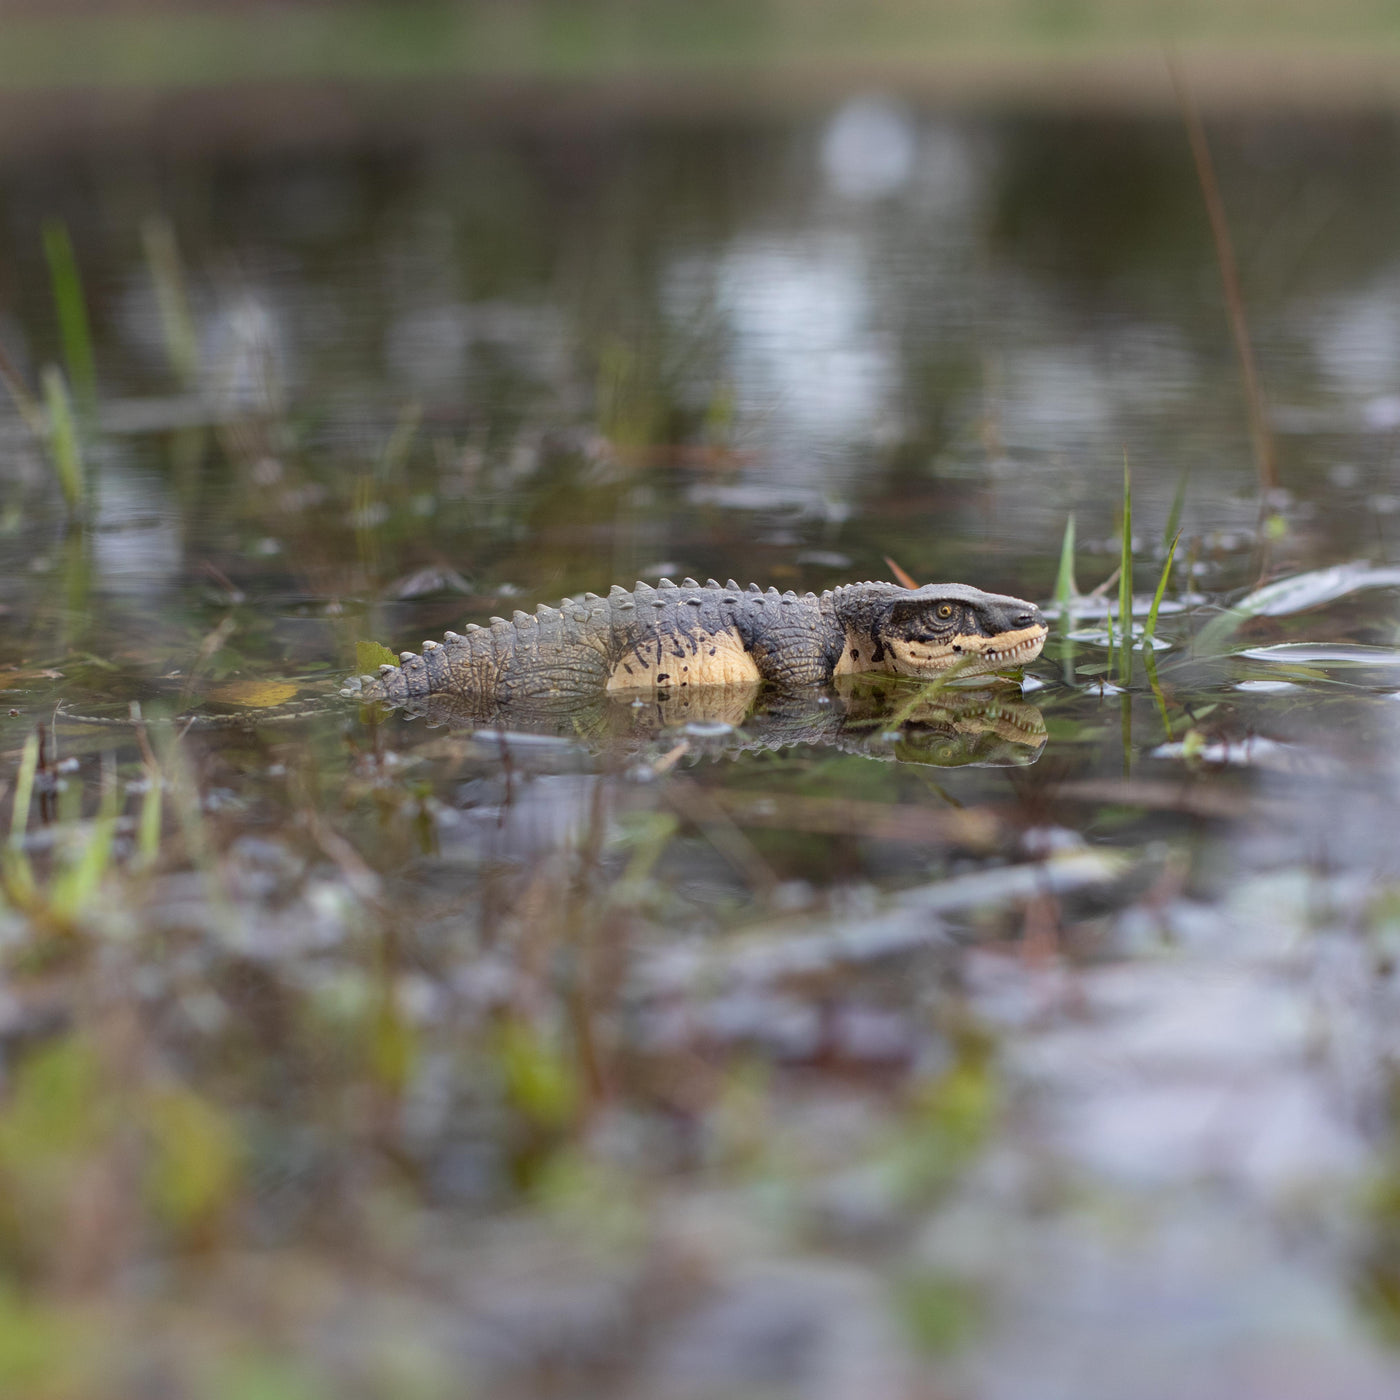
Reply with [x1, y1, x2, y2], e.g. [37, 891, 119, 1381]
[497, 1018, 579, 1130]
[8, 733, 37, 848]
[209, 1353, 326, 1400]
[41, 220, 96, 412]
[1164, 468, 1189, 550]
[40, 367, 84, 517]
[895, 1272, 985, 1355]
[355, 639, 399, 673]
[1052, 512, 1077, 608]
[0, 1038, 106, 1168]
[136, 765, 163, 870]
[1141, 530, 1180, 650]
[888, 1028, 999, 1205]
[142, 215, 200, 386]
[143, 1085, 241, 1232]
[370, 988, 418, 1094]
[1117, 454, 1133, 686]
[0, 1287, 91, 1398]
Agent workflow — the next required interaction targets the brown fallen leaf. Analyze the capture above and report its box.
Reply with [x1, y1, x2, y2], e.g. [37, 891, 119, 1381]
[884, 555, 920, 590]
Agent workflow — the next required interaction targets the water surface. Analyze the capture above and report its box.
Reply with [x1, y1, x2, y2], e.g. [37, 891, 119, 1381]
[5, 102, 1400, 1399]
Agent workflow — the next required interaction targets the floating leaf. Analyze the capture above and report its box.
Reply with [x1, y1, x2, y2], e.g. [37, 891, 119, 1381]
[356, 639, 398, 673]
[1198, 561, 1400, 655]
[206, 679, 299, 708]
[1233, 563, 1400, 617]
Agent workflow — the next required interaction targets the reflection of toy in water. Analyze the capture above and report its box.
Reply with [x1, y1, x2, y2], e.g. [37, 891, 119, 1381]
[385, 675, 1046, 770]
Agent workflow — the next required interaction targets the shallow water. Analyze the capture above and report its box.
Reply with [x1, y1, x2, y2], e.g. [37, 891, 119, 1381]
[6, 103, 1400, 1398]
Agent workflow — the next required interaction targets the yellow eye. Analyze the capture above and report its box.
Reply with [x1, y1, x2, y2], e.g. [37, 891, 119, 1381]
[937, 604, 954, 619]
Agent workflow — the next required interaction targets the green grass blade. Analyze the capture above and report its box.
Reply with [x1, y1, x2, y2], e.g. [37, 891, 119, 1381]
[9, 732, 38, 846]
[1143, 646, 1172, 740]
[42, 366, 85, 515]
[137, 766, 163, 870]
[141, 215, 200, 386]
[1118, 454, 1133, 685]
[42, 219, 97, 411]
[51, 812, 118, 922]
[1052, 513, 1077, 608]
[1141, 530, 1181, 649]
[1164, 468, 1189, 551]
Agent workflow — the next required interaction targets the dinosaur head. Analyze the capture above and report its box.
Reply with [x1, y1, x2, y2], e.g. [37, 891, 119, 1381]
[832, 581, 1047, 680]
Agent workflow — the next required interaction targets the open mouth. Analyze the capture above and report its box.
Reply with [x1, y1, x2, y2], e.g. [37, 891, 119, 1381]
[951, 625, 1048, 666]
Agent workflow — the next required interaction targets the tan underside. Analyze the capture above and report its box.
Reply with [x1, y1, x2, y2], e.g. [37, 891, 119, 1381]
[606, 626, 762, 692]
[613, 683, 762, 729]
[833, 628, 877, 677]
[836, 624, 1047, 679]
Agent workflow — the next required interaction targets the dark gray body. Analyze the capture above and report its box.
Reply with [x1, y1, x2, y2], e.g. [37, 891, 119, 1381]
[344, 578, 1045, 708]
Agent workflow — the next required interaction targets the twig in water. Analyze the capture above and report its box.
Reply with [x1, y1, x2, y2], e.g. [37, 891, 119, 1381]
[1087, 564, 1121, 600]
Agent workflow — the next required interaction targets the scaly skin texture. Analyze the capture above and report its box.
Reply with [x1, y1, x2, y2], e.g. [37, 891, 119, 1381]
[344, 578, 1047, 708]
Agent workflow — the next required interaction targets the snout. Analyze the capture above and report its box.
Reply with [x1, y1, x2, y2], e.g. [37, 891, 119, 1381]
[1002, 601, 1046, 634]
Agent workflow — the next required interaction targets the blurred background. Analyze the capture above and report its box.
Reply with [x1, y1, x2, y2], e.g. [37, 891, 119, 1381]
[5, 5, 1400, 1400]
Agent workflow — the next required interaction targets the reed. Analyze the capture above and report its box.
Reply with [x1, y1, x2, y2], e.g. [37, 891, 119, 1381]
[1052, 513, 1077, 610]
[41, 367, 85, 516]
[141, 215, 200, 387]
[1141, 532, 1181, 651]
[42, 220, 97, 413]
[1117, 457, 1133, 686]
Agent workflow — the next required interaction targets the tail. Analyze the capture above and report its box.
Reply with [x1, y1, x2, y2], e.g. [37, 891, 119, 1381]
[340, 662, 402, 705]
[341, 639, 453, 707]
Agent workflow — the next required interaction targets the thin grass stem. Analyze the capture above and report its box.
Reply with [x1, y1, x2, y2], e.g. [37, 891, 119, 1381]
[1169, 57, 1275, 496]
[42, 219, 97, 412]
[141, 215, 200, 386]
[1118, 455, 1133, 687]
[42, 366, 85, 516]
[1053, 513, 1077, 610]
[1141, 531, 1181, 650]
[9, 732, 38, 846]
[1164, 470, 1189, 552]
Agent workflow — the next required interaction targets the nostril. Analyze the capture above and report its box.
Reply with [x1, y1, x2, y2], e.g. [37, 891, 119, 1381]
[1013, 610, 1038, 629]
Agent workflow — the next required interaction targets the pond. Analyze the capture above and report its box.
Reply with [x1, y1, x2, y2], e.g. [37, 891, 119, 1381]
[5, 100, 1400, 1398]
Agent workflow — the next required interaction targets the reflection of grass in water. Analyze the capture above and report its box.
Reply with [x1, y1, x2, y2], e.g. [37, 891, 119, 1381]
[40, 368, 84, 519]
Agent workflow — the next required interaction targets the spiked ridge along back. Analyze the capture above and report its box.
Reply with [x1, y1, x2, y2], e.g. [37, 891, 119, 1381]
[342, 577, 1047, 706]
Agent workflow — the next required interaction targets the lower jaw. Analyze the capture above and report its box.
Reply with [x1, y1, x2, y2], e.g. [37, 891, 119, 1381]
[916, 639, 1046, 678]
